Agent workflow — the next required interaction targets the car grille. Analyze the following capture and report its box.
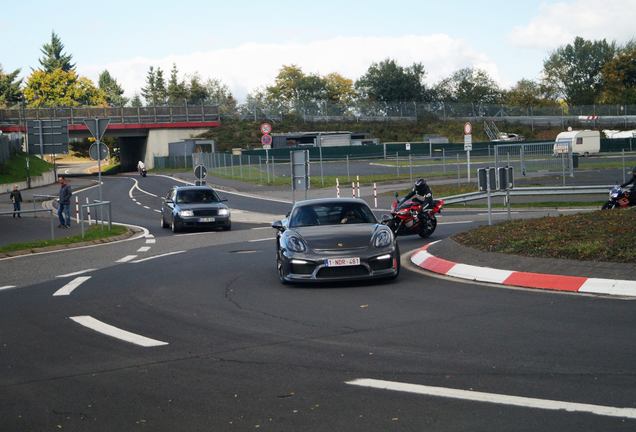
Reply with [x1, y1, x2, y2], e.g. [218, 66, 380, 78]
[291, 262, 315, 275]
[316, 265, 369, 278]
[369, 259, 393, 271]
[193, 209, 218, 217]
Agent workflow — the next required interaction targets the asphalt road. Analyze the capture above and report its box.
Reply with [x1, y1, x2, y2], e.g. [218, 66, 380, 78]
[1, 173, 635, 431]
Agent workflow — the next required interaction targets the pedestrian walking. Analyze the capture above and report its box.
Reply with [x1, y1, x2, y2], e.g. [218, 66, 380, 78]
[57, 176, 72, 228]
[9, 185, 22, 218]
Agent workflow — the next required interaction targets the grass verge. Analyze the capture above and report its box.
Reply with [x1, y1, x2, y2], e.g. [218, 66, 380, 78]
[453, 209, 636, 263]
[0, 152, 53, 184]
[0, 225, 129, 254]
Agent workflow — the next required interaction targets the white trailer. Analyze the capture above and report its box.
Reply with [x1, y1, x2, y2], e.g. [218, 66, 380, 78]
[553, 130, 600, 156]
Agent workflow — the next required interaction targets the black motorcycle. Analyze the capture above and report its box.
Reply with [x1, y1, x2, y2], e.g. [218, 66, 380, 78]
[601, 185, 631, 209]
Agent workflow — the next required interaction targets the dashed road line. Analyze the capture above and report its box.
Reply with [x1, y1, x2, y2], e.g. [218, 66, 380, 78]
[131, 250, 186, 263]
[137, 246, 151, 252]
[153, 209, 161, 213]
[53, 276, 91, 296]
[136, 201, 142, 205]
[146, 239, 156, 244]
[56, 269, 96, 278]
[248, 237, 275, 242]
[438, 220, 474, 225]
[116, 255, 138, 263]
[251, 226, 273, 230]
[0, 285, 16, 291]
[69, 316, 168, 347]
[143, 205, 150, 209]
[346, 378, 636, 420]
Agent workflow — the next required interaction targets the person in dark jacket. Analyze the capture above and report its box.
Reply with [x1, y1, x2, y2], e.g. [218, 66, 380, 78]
[620, 166, 636, 206]
[9, 185, 22, 218]
[398, 178, 434, 208]
[57, 176, 72, 228]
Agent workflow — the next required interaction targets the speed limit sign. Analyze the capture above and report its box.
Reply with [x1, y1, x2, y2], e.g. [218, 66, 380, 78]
[260, 123, 272, 135]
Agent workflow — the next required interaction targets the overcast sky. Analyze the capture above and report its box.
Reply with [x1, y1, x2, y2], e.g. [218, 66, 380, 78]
[3, 0, 635, 100]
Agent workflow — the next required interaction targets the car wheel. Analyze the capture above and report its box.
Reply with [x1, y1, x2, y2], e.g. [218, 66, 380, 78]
[171, 218, 181, 233]
[223, 222, 231, 231]
[390, 244, 401, 280]
[161, 215, 168, 229]
[276, 253, 289, 285]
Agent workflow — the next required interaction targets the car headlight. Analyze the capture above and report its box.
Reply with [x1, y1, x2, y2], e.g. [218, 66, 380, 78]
[178, 210, 194, 217]
[286, 235, 307, 252]
[373, 230, 392, 248]
[218, 208, 230, 216]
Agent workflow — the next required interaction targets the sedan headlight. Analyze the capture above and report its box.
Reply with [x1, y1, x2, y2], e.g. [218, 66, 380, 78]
[218, 208, 230, 216]
[178, 210, 194, 217]
[286, 235, 307, 252]
[373, 230, 392, 248]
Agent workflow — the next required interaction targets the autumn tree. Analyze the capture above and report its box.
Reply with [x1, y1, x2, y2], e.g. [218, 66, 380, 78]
[24, 69, 106, 107]
[599, 41, 636, 104]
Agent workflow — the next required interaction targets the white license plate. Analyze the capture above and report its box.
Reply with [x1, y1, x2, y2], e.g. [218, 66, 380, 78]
[199, 217, 215, 222]
[326, 257, 360, 267]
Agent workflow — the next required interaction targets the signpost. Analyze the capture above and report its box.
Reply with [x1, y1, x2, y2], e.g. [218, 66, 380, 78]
[290, 150, 310, 203]
[260, 124, 273, 182]
[83, 118, 110, 206]
[464, 122, 472, 182]
[194, 164, 207, 185]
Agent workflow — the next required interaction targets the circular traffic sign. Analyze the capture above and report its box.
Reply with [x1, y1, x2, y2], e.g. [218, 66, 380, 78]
[464, 122, 472, 135]
[261, 134, 273, 146]
[260, 122, 272, 135]
[194, 164, 207, 180]
[89, 143, 110, 161]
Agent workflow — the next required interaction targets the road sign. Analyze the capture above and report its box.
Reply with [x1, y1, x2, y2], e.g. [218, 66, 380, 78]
[291, 150, 310, 202]
[464, 122, 472, 135]
[260, 123, 272, 135]
[464, 134, 472, 151]
[84, 118, 110, 141]
[89, 142, 110, 161]
[261, 134, 273, 146]
[262, 144, 271, 150]
[27, 120, 69, 155]
[194, 164, 207, 180]
[405, 142, 411, 151]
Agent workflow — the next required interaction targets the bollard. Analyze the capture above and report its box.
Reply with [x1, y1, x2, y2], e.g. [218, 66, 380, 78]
[356, 176, 360, 198]
[352, 182, 355, 198]
[336, 178, 340, 198]
[75, 195, 80, 224]
[373, 182, 378, 208]
[86, 197, 92, 225]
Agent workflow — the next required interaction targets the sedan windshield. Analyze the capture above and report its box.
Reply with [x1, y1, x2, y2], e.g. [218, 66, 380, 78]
[176, 189, 220, 204]
[289, 203, 376, 227]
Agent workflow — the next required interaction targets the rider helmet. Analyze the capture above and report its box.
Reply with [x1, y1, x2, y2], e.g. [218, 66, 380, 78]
[414, 178, 428, 195]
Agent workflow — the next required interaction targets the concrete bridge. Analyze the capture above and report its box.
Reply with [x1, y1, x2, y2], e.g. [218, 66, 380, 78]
[0, 104, 220, 170]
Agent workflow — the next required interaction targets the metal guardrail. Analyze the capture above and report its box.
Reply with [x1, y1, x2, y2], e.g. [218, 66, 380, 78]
[0, 208, 56, 239]
[441, 185, 612, 205]
[80, 201, 112, 238]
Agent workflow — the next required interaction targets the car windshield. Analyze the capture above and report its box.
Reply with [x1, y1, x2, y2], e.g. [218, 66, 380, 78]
[289, 202, 376, 227]
[176, 189, 220, 204]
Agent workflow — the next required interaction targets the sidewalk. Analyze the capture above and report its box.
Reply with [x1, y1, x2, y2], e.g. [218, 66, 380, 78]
[410, 239, 636, 298]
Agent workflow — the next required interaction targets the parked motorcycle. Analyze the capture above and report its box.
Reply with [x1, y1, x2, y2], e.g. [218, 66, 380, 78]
[382, 195, 445, 238]
[601, 186, 631, 209]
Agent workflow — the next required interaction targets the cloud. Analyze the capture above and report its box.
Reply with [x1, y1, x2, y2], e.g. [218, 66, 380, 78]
[80, 34, 501, 102]
[509, 0, 636, 50]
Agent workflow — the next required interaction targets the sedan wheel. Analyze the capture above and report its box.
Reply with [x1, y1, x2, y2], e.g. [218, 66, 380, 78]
[161, 215, 168, 229]
[277, 254, 288, 285]
[171, 219, 181, 233]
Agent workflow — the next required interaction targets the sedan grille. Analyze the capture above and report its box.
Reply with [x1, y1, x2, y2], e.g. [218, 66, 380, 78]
[316, 266, 369, 278]
[370, 259, 393, 271]
[291, 262, 315, 275]
[193, 209, 218, 217]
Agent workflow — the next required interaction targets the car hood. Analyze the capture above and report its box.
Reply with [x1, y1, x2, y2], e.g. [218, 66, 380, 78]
[293, 224, 380, 250]
[176, 202, 228, 210]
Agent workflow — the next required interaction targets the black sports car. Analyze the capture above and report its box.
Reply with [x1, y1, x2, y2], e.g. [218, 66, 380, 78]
[161, 186, 231, 233]
[272, 198, 400, 283]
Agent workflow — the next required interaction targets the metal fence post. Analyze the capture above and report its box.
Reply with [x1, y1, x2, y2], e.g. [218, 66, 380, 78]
[622, 149, 626, 184]
[346, 155, 350, 182]
[80, 205, 85, 239]
[409, 153, 413, 184]
[50, 210, 54, 240]
[396, 152, 399, 178]
[108, 202, 112, 231]
[259, 156, 263, 184]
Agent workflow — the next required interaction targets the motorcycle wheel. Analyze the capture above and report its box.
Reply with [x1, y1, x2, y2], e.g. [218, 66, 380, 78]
[386, 219, 399, 234]
[601, 201, 616, 210]
[418, 216, 437, 238]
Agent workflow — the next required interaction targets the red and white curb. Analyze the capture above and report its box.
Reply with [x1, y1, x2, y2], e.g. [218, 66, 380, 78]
[411, 241, 636, 298]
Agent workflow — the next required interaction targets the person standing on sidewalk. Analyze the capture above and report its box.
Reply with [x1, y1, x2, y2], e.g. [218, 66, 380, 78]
[9, 185, 22, 218]
[57, 176, 72, 228]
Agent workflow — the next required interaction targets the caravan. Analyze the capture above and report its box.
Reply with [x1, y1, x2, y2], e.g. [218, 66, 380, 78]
[553, 130, 600, 156]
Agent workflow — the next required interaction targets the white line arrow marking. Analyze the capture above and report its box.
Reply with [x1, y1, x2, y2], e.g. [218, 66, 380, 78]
[53, 276, 91, 296]
[70, 316, 168, 347]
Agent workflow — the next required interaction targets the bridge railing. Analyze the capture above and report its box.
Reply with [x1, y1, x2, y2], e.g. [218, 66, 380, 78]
[0, 104, 220, 125]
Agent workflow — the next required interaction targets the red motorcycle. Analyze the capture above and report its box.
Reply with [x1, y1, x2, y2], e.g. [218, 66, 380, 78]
[383, 196, 445, 238]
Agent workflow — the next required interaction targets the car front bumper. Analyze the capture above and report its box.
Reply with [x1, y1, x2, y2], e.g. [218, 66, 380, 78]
[178, 215, 231, 229]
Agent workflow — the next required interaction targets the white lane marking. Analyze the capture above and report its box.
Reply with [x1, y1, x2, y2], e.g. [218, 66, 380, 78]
[248, 237, 275, 242]
[153, 209, 161, 213]
[438, 220, 474, 225]
[447, 264, 513, 284]
[131, 250, 186, 263]
[145, 234, 155, 238]
[477, 212, 520, 216]
[116, 255, 137, 263]
[346, 378, 636, 420]
[136, 201, 142, 205]
[251, 226, 274, 230]
[579, 278, 636, 297]
[176, 231, 217, 237]
[53, 276, 91, 296]
[69, 316, 168, 347]
[56, 268, 96, 278]
[143, 206, 150, 209]
[0, 285, 16, 291]
[146, 239, 156, 244]
[137, 246, 151, 252]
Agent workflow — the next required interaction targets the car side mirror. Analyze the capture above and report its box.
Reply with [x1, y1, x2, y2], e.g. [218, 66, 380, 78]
[271, 220, 285, 231]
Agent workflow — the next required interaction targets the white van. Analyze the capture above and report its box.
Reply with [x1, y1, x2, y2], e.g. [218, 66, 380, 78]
[553, 130, 600, 156]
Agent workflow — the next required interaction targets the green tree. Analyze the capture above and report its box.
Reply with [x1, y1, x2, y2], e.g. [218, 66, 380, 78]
[504, 79, 557, 108]
[38, 31, 75, 72]
[167, 63, 188, 105]
[0, 65, 23, 107]
[187, 74, 208, 105]
[599, 41, 636, 104]
[435, 68, 502, 104]
[24, 69, 106, 107]
[130, 93, 143, 107]
[205, 78, 237, 114]
[154, 67, 167, 105]
[542, 36, 616, 105]
[355, 59, 431, 103]
[141, 66, 156, 106]
[98, 70, 128, 106]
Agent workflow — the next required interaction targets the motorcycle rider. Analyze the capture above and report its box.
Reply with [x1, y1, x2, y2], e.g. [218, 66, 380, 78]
[399, 178, 434, 209]
[137, 160, 146, 175]
[620, 166, 636, 206]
